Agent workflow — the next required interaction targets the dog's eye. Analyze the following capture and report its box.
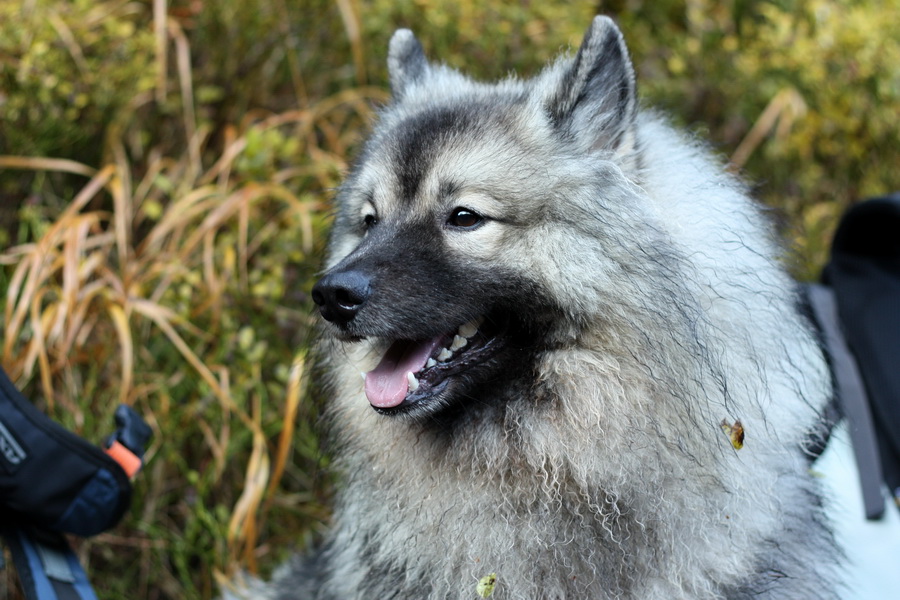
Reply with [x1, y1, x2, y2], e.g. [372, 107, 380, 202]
[363, 213, 377, 229]
[447, 207, 483, 229]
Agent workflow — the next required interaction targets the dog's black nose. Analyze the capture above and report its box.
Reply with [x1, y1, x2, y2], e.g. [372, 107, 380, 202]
[311, 270, 371, 325]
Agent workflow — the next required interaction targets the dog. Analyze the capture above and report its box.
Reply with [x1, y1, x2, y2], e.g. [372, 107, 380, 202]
[241, 16, 841, 599]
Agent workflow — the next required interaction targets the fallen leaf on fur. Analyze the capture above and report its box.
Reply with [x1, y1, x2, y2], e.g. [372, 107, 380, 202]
[720, 419, 745, 450]
[476, 573, 497, 598]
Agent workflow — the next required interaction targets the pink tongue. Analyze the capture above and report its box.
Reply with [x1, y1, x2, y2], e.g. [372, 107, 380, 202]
[365, 338, 443, 408]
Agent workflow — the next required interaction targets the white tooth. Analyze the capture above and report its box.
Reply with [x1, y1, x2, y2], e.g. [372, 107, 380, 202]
[437, 348, 453, 361]
[458, 319, 480, 338]
[426, 358, 437, 368]
[406, 371, 419, 392]
[450, 335, 467, 351]
[360, 371, 367, 381]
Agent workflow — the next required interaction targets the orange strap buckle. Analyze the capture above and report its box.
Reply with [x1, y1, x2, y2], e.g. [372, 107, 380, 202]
[104, 440, 143, 478]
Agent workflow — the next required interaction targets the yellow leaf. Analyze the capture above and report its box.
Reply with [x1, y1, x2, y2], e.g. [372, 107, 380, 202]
[476, 573, 497, 598]
[720, 419, 745, 450]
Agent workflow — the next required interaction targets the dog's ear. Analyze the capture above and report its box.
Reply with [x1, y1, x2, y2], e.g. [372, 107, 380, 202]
[545, 16, 637, 158]
[388, 29, 429, 100]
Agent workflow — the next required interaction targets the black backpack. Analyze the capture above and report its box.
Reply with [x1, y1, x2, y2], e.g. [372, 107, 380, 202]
[807, 193, 900, 519]
[0, 365, 151, 599]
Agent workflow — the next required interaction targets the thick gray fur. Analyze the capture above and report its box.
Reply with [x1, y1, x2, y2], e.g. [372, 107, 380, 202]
[226, 16, 842, 600]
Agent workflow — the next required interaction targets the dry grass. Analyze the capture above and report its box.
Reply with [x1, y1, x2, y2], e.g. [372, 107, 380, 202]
[0, 6, 385, 591]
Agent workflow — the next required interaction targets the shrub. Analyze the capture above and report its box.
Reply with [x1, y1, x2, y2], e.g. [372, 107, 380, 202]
[0, 0, 156, 161]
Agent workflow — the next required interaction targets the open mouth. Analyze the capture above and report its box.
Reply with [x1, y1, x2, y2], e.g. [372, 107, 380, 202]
[364, 315, 506, 415]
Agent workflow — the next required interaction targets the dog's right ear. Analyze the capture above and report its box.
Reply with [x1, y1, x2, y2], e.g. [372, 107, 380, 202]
[388, 29, 429, 100]
[543, 16, 638, 158]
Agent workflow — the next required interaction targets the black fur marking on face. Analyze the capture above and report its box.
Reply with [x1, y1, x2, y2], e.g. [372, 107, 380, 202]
[317, 213, 558, 423]
[392, 105, 479, 203]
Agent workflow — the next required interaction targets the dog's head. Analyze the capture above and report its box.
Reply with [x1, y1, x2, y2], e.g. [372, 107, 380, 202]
[312, 17, 644, 420]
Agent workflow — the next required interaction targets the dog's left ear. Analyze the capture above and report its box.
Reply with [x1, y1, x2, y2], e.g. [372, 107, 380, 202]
[388, 29, 429, 100]
[544, 16, 638, 159]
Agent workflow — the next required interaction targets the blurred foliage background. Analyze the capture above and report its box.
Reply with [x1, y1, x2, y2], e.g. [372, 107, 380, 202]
[0, 0, 898, 598]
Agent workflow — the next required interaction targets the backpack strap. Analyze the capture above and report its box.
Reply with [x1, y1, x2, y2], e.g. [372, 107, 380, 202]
[807, 283, 886, 519]
[2, 526, 98, 600]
